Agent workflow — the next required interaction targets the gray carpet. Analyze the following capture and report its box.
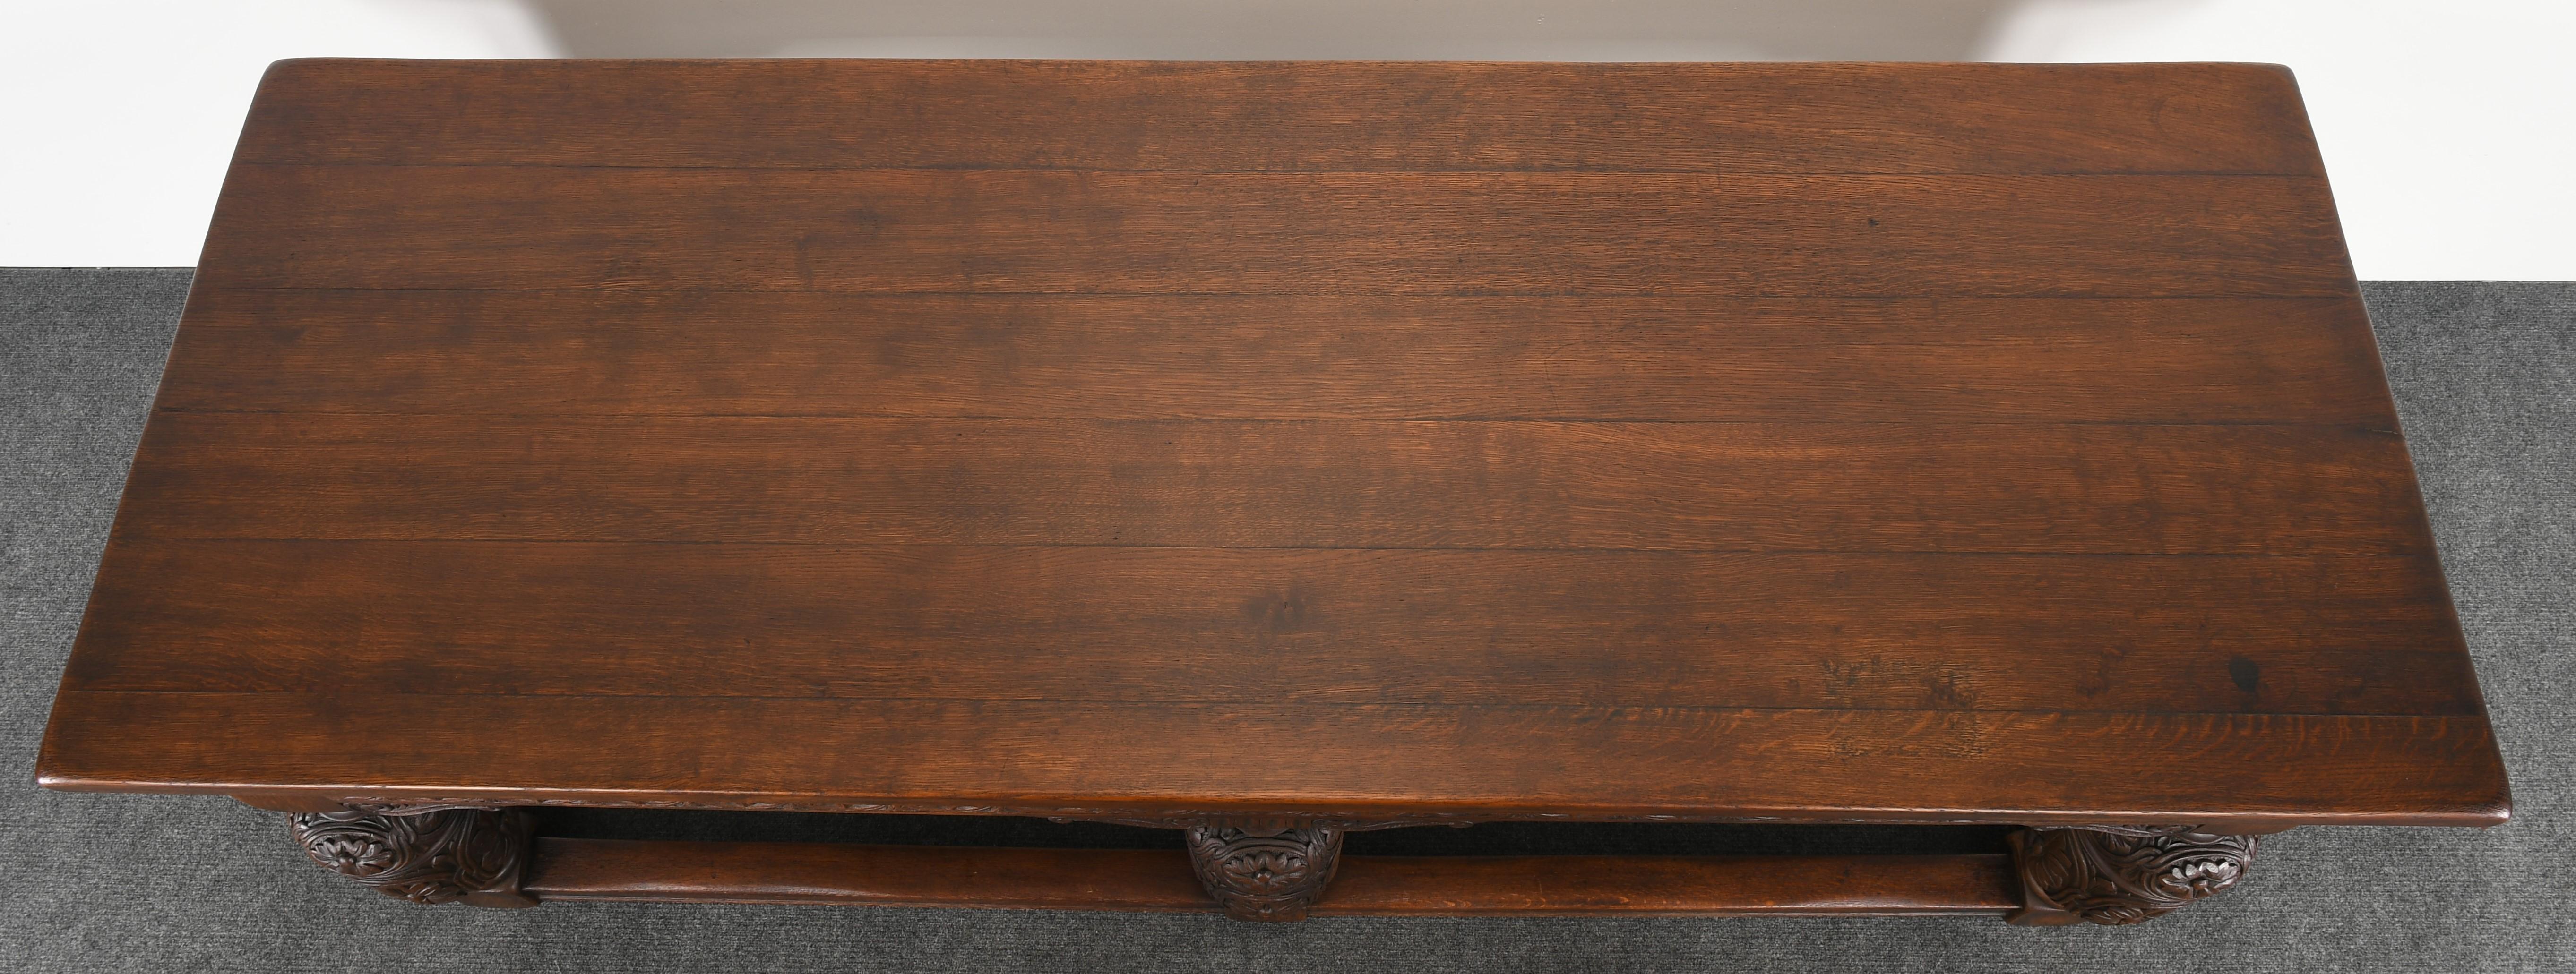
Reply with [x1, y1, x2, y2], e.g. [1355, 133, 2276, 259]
[3, 269, 2567, 972]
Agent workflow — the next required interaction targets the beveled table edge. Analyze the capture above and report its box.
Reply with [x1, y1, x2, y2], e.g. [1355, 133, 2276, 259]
[47, 782, 2494, 830]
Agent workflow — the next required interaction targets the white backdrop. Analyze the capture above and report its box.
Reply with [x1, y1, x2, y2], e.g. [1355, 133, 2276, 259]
[2, 0, 2567, 278]
[1980, 1, 2575, 281]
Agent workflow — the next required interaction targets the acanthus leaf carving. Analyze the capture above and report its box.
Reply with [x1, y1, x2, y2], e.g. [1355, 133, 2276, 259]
[2007, 825, 2257, 926]
[289, 806, 535, 907]
[1179, 815, 1344, 921]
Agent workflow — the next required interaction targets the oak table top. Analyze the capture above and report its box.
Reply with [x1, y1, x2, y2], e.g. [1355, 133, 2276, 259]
[36, 59, 2509, 923]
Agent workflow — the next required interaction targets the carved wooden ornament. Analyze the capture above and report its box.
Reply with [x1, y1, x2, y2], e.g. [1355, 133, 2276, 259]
[2007, 825, 2257, 925]
[289, 807, 536, 907]
[1180, 816, 1345, 921]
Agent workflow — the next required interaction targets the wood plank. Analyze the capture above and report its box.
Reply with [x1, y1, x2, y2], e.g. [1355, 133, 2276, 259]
[112, 414, 2431, 554]
[35, 692, 2513, 826]
[160, 290, 2400, 426]
[1317, 853, 2020, 915]
[44, 61, 2510, 841]
[193, 166, 2355, 297]
[518, 838, 2022, 915]
[523, 839, 1215, 911]
[240, 60, 2324, 176]
[63, 541, 2482, 716]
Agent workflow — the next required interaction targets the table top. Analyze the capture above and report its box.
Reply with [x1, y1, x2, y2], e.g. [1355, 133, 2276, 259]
[38, 59, 2509, 828]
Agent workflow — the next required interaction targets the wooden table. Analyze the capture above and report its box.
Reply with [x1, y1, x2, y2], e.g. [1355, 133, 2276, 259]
[36, 59, 2510, 924]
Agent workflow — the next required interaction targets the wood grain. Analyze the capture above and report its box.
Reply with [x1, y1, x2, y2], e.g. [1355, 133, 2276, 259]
[112, 413, 2430, 553]
[519, 838, 2022, 915]
[239, 60, 2325, 176]
[1316, 852, 2020, 915]
[37, 691, 2511, 826]
[194, 166, 2355, 297]
[64, 541, 2482, 716]
[523, 839, 1215, 910]
[160, 290, 2399, 426]
[38, 61, 2510, 842]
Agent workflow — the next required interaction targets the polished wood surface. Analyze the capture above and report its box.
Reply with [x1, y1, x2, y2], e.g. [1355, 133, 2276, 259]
[196, 167, 2352, 295]
[229, 60, 2329, 174]
[525, 840, 1217, 912]
[39, 60, 2508, 832]
[163, 292, 2395, 423]
[522, 839, 2021, 916]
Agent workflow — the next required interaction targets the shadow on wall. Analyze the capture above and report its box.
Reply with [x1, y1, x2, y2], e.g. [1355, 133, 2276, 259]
[519, 0, 2018, 60]
[5, 0, 2568, 275]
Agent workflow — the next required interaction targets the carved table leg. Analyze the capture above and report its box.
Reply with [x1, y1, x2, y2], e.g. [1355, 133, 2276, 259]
[1181, 816, 1344, 921]
[289, 807, 537, 908]
[2007, 825, 2257, 925]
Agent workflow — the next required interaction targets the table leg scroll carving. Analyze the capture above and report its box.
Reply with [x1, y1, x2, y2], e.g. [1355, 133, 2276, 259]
[2007, 825, 2257, 925]
[288, 807, 537, 908]
[1181, 816, 1345, 921]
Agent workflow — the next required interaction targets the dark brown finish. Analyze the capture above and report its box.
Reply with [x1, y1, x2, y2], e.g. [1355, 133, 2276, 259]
[523, 839, 1219, 911]
[161, 292, 2398, 425]
[235, 793, 357, 814]
[44, 692, 2510, 826]
[2006, 826, 2260, 926]
[520, 838, 2023, 916]
[1181, 817, 1345, 921]
[195, 166, 2355, 297]
[110, 415, 2432, 552]
[70, 544, 2484, 715]
[234, 60, 2328, 175]
[1323, 851, 2024, 916]
[289, 807, 536, 908]
[35, 59, 2511, 923]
